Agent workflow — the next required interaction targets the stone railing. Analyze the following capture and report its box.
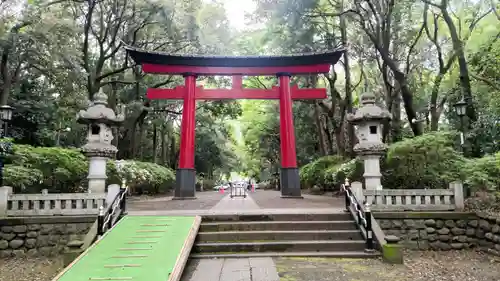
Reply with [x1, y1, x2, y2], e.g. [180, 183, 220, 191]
[0, 185, 120, 217]
[350, 181, 464, 211]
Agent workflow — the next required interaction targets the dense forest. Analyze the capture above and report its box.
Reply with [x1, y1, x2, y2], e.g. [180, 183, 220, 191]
[0, 0, 498, 198]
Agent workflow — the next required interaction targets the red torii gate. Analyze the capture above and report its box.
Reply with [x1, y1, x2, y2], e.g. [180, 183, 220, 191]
[126, 46, 344, 199]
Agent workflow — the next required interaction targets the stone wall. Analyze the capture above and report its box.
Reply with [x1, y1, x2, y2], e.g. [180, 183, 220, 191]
[0, 216, 94, 258]
[375, 212, 500, 256]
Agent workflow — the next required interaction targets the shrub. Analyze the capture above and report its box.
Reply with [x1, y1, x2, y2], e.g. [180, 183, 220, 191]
[383, 131, 466, 189]
[299, 155, 345, 189]
[108, 160, 175, 194]
[4, 144, 175, 194]
[3, 165, 44, 192]
[325, 158, 364, 185]
[258, 181, 273, 189]
[8, 145, 87, 192]
[299, 131, 498, 193]
[463, 152, 500, 191]
[197, 178, 216, 191]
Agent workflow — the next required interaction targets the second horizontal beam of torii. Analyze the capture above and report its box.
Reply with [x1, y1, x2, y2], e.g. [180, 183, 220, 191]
[147, 76, 326, 100]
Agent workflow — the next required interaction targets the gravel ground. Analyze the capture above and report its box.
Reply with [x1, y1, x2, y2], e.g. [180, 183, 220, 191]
[3, 250, 499, 281]
[127, 191, 224, 211]
[275, 250, 500, 281]
[250, 190, 345, 209]
[0, 257, 63, 281]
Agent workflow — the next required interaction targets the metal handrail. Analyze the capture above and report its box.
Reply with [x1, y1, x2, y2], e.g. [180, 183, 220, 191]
[341, 179, 374, 252]
[97, 185, 128, 237]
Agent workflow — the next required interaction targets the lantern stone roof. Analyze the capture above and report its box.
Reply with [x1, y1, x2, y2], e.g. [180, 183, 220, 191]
[347, 92, 391, 124]
[77, 90, 125, 126]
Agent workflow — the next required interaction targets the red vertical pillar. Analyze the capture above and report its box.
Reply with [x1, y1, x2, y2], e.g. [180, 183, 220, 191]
[278, 74, 302, 198]
[174, 74, 197, 199]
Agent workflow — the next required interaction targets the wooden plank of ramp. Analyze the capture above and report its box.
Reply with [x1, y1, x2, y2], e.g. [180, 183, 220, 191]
[168, 216, 202, 281]
[51, 216, 199, 281]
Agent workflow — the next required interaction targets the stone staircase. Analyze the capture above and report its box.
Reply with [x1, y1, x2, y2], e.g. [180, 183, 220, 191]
[190, 212, 380, 258]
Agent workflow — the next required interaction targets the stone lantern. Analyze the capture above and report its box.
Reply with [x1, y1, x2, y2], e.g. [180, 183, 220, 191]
[77, 89, 125, 193]
[347, 92, 391, 190]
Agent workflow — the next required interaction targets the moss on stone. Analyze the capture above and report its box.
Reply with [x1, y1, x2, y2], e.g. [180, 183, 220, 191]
[382, 244, 403, 264]
[62, 249, 83, 267]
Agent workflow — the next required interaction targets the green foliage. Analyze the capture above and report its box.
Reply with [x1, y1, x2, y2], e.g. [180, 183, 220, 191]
[383, 131, 466, 189]
[108, 160, 175, 194]
[299, 131, 498, 191]
[4, 144, 175, 194]
[463, 152, 500, 191]
[328, 158, 364, 184]
[8, 144, 87, 192]
[3, 165, 44, 192]
[196, 179, 216, 191]
[299, 155, 345, 189]
[299, 156, 364, 190]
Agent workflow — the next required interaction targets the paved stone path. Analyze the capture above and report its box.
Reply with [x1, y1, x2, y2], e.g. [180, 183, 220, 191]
[128, 189, 344, 216]
[127, 191, 223, 211]
[250, 189, 344, 210]
[181, 188, 280, 281]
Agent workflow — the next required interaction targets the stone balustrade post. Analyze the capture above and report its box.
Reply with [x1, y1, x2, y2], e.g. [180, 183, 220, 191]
[351, 181, 364, 203]
[450, 181, 464, 210]
[0, 186, 12, 217]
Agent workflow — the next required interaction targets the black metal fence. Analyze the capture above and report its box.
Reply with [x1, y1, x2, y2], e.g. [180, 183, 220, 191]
[341, 180, 374, 251]
[229, 183, 247, 198]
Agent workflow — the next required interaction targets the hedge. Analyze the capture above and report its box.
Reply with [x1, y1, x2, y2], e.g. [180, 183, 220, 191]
[383, 131, 465, 189]
[463, 152, 500, 191]
[299, 155, 345, 189]
[300, 131, 499, 191]
[3, 144, 175, 194]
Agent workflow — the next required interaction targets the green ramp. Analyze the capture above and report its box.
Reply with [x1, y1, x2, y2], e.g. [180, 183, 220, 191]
[53, 216, 201, 281]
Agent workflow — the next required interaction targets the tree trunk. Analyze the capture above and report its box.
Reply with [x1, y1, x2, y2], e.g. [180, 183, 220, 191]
[324, 118, 335, 154]
[394, 72, 422, 136]
[161, 126, 168, 165]
[169, 135, 177, 170]
[153, 124, 158, 163]
[340, 13, 355, 156]
[391, 88, 402, 142]
[440, 2, 477, 122]
[138, 122, 145, 160]
[429, 74, 444, 131]
[314, 101, 327, 156]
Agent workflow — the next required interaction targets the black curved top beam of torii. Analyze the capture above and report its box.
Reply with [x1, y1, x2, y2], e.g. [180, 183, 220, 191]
[124, 45, 345, 76]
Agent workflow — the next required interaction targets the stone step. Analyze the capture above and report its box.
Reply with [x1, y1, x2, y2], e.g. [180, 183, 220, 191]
[190, 251, 380, 259]
[193, 240, 367, 253]
[199, 220, 358, 232]
[201, 213, 352, 222]
[197, 230, 363, 242]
